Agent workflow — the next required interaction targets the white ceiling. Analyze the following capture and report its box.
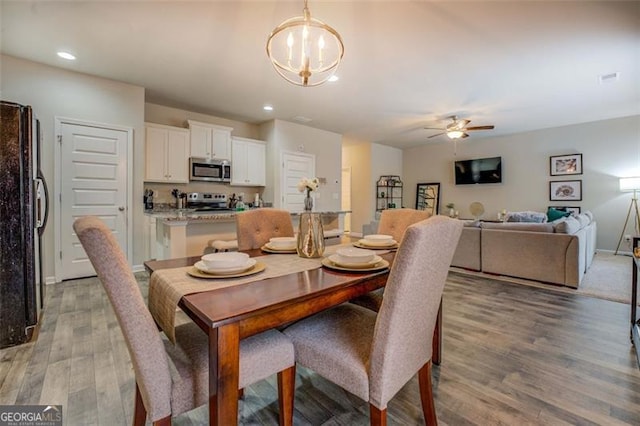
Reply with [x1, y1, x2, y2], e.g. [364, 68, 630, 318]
[2, 1, 638, 149]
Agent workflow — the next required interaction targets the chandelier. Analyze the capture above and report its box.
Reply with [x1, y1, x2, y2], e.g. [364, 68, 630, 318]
[266, 0, 344, 87]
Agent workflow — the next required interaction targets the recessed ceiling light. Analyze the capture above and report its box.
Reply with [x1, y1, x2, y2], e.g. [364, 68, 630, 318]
[328, 75, 339, 82]
[598, 72, 620, 84]
[57, 51, 76, 60]
[263, 105, 274, 111]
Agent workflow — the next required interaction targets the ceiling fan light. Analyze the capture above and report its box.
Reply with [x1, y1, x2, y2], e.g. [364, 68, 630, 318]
[266, 0, 344, 87]
[447, 130, 465, 139]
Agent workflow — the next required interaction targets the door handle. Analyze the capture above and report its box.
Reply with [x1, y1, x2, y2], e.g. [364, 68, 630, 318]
[119, 206, 125, 211]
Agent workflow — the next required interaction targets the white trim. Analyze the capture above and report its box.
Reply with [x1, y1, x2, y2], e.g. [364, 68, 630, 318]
[44, 276, 57, 285]
[132, 264, 146, 273]
[54, 116, 134, 282]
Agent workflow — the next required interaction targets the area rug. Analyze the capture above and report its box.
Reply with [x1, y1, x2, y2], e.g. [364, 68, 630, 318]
[450, 251, 634, 304]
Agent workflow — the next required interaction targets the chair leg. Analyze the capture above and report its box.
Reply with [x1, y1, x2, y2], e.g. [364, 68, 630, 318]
[133, 384, 147, 426]
[152, 417, 171, 426]
[369, 405, 387, 426]
[277, 365, 296, 426]
[418, 361, 438, 425]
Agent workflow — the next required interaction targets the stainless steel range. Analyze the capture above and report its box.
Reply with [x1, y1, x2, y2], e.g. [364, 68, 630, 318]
[186, 192, 228, 211]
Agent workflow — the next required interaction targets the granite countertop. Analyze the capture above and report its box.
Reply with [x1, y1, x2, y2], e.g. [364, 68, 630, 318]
[144, 208, 351, 222]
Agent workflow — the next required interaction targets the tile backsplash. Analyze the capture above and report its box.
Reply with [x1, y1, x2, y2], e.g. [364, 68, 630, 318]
[144, 182, 264, 206]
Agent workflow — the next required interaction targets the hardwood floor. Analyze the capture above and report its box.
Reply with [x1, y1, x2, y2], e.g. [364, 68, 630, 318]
[1, 271, 639, 425]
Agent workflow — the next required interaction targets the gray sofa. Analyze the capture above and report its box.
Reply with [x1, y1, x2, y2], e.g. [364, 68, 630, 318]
[451, 212, 597, 288]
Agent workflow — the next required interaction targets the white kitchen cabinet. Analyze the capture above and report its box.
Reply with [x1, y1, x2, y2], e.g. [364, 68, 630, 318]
[144, 123, 190, 183]
[231, 137, 266, 186]
[188, 120, 233, 160]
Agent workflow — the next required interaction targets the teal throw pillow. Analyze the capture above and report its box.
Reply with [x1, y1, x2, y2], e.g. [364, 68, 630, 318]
[547, 207, 570, 222]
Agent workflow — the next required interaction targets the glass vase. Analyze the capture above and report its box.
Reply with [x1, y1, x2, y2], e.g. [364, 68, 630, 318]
[304, 190, 313, 211]
[297, 212, 324, 258]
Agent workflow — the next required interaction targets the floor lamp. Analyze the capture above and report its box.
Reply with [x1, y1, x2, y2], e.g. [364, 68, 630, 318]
[615, 177, 640, 255]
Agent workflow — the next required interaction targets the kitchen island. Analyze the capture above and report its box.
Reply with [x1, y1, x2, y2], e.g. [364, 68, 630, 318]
[145, 208, 350, 260]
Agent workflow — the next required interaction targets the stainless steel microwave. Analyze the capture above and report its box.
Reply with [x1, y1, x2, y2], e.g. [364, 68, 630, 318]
[189, 157, 231, 182]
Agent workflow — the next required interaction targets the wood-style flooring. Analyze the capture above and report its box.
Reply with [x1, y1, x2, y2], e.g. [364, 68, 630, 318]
[1, 271, 639, 425]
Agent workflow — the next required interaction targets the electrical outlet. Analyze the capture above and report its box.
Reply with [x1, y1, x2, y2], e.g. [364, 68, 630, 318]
[625, 234, 632, 242]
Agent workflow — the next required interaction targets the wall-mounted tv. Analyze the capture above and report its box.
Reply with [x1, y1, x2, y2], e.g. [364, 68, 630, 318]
[454, 156, 502, 185]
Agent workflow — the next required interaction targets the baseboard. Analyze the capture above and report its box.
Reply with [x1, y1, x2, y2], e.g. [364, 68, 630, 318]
[45, 276, 56, 285]
[598, 248, 633, 256]
[132, 264, 146, 273]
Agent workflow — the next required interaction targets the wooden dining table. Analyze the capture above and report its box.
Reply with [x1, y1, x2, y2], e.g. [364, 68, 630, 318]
[144, 248, 442, 425]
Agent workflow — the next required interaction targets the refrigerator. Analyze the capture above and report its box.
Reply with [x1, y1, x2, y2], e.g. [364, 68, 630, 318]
[0, 101, 49, 348]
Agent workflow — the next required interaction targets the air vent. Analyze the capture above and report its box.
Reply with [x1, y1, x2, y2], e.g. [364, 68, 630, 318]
[599, 72, 620, 84]
[293, 116, 312, 123]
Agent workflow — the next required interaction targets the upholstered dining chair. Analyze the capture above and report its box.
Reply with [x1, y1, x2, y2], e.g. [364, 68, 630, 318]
[73, 216, 296, 426]
[377, 208, 431, 242]
[235, 208, 295, 250]
[283, 216, 462, 425]
[352, 208, 432, 311]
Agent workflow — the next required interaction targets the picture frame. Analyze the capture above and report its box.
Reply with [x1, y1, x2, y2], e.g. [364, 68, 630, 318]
[550, 153, 582, 176]
[549, 180, 582, 201]
[548, 206, 581, 215]
[415, 182, 440, 216]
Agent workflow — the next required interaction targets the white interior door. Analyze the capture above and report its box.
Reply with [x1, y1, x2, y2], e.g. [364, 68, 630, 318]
[281, 152, 315, 212]
[59, 121, 129, 280]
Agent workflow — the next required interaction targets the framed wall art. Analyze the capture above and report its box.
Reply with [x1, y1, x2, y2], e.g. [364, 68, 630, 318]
[549, 180, 582, 201]
[415, 182, 440, 216]
[550, 153, 582, 176]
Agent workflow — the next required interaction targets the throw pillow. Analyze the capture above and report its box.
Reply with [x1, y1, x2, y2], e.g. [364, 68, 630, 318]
[547, 207, 571, 222]
[505, 211, 548, 223]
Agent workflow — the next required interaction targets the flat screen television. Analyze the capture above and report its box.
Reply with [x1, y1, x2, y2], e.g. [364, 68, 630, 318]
[454, 156, 502, 185]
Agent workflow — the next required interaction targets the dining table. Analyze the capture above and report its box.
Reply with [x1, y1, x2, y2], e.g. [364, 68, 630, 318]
[144, 246, 442, 425]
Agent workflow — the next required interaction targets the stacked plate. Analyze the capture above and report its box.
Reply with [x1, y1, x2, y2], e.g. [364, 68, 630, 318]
[356, 234, 398, 249]
[325, 247, 384, 270]
[195, 252, 256, 275]
[262, 236, 297, 253]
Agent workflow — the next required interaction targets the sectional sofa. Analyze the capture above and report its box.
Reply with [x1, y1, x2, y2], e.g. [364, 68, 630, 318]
[451, 212, 597, 288]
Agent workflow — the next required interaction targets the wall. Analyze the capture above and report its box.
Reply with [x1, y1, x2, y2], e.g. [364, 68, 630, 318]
[259, 119, 342, 211]
[1, 54, 145, 280]
[342, 139, 403, 236]
[403, 115, 640, 251]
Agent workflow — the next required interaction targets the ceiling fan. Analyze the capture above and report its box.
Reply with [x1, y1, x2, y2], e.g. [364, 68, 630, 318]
[425, 116, 495, 139]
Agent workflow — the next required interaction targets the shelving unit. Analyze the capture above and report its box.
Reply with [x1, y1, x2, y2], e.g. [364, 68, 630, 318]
[376, 175, 403, 212]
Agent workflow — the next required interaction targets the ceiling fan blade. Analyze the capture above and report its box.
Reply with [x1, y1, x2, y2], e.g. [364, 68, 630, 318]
[427, 132, 445, 139]
[424, 126, 444, 130]
[465, 125, 495, 131]
[461, 133, 470, 138]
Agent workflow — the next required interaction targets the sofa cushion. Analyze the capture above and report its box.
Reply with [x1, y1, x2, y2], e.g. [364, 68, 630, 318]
[481, 222, 554, 233]
[554, 216, 581, 234]
[505, 211, 548, 223]
[547, 207, 571, 222]
[462, 220, 481, 228]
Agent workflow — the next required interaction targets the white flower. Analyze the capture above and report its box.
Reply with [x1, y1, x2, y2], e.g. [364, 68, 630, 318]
[298, 177, 319, 193]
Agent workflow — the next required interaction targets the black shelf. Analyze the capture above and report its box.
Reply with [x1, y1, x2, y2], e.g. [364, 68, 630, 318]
[376, 175, 403, 212]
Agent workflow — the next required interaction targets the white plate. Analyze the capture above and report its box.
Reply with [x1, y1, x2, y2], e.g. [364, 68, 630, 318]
[328, 254, 382, 269]
[321, 257, 390, 273]
[264, 242, 297, 251]
[357, 238, 398, 247]
[194, 258, 257, 275]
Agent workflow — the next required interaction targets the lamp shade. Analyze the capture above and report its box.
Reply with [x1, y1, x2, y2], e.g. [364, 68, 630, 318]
[619, 177, 640, 192]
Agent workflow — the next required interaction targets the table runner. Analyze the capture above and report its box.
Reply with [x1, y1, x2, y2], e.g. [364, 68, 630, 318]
[149, 244, 390, 343]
